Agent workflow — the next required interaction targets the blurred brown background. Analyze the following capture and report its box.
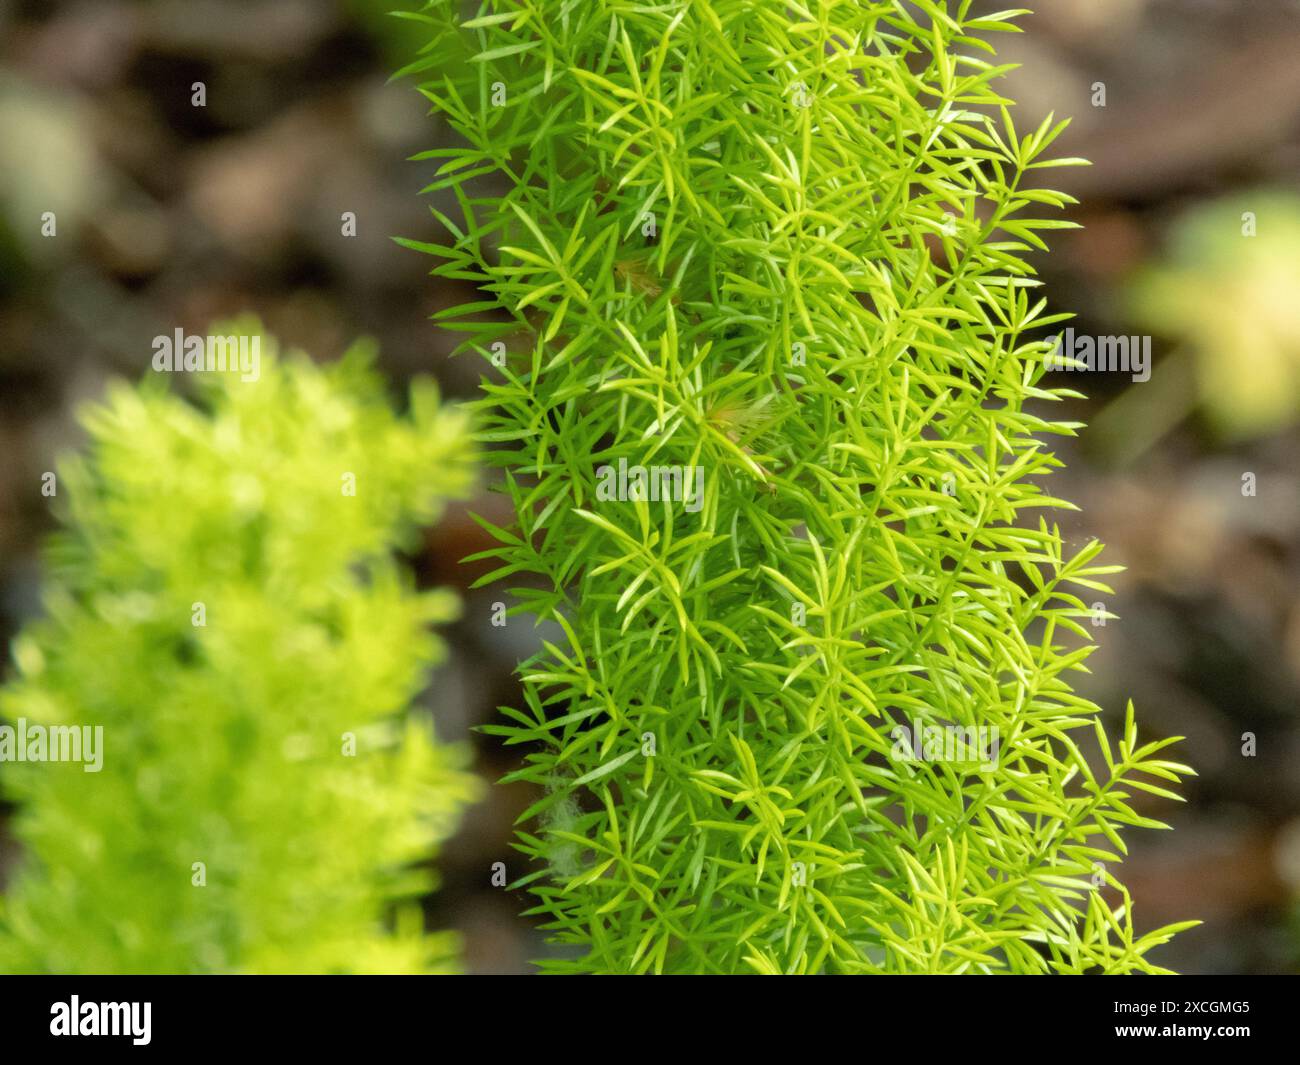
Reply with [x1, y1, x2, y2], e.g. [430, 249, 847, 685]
[0, 0, 1297, 974]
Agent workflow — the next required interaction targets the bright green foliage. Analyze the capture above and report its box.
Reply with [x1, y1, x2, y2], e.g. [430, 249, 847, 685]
[0, 326, 479, 974]
[405, 2, 1196, 972]
[1131, 190, 1300, 438]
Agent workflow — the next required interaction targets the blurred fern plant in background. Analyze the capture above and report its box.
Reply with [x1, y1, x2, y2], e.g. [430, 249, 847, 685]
[0, 324, 479, 974]
[405, 1, 1196, 972]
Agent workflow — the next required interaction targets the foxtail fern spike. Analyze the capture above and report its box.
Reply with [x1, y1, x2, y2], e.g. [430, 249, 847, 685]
[405, 1, 1197, 973]
[0, 324, 479, 974]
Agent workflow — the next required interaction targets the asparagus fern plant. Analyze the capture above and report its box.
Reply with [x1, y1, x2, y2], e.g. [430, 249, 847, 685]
[0, 326, 479, 974]
[404, 1, 1196, 973]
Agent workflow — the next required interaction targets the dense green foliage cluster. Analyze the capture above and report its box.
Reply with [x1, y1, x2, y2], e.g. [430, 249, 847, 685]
[406, 1, 1195, 972]
[0, 328, 478, 973]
